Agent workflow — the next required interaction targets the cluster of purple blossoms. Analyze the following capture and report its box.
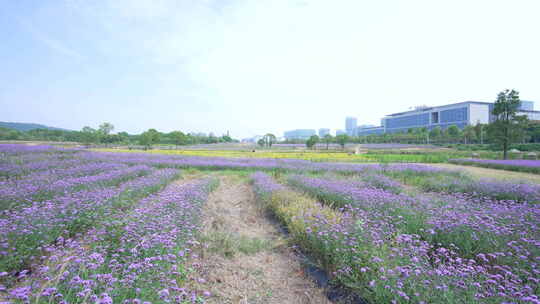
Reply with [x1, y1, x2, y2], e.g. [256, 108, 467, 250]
[451, 158, 540, 174]
[0, 168, 180, 284]
[257, 172, 540, 303]
[8, 178, 217, 303]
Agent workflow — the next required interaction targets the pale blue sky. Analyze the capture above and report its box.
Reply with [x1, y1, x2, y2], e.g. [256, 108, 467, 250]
[1, 0, 540, 138]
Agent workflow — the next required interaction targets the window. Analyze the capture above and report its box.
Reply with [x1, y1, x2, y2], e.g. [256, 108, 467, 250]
[431, 112, 439, 124]
[440, 107, 467, 123]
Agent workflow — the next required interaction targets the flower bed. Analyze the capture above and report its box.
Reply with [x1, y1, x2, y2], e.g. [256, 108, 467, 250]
[280, 173, 540, 303]
[7, 177, 218, 303]
[450, 158, 540, 174]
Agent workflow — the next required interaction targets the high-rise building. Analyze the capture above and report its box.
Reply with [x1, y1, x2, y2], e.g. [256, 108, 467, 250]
[318, 128, 330, 137]
[336, 129, 346, 136]
[345, 117, 357, 136]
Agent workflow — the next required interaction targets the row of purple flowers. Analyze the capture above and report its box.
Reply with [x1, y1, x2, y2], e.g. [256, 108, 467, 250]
[7, 177, 217, 303]
[450, 158, 540, 174]
[253, 172, 539, 303]
[0, 168, 180, 288]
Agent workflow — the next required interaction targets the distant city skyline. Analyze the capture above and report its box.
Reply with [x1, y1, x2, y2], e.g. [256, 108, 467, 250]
[2, 1, 540, 138]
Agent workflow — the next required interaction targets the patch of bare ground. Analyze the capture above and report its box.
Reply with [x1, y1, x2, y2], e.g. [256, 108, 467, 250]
[188, 175, 331, 304]
[431, 163, 540, 183]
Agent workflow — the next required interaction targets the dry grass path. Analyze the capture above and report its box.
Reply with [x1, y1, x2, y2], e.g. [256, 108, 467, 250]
[189, 174, 330, 304]
[431, 163, 540, 183]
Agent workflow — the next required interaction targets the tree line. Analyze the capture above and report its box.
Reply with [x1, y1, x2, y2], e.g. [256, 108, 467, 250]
[0, 122, 235, 148]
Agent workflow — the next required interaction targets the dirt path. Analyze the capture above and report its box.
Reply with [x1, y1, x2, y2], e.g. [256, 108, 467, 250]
[189, 175, 330, 304]
[431, 163, 540, 183]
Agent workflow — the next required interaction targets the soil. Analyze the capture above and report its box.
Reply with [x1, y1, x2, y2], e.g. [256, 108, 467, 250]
[187, 175, 331, 304]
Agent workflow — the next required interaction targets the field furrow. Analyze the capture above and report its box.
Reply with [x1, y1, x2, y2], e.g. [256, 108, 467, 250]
[186, 175, 330, 304]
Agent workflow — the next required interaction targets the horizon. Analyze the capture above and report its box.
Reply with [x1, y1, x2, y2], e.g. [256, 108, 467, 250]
[2, 0, 540, 138]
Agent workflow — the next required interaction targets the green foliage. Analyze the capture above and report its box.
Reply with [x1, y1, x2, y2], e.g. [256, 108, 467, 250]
[335, 134, 348, 149]
[462, 125, 477, 144]
[263, 133, 276, 148]
[221, 134, 233, 142]
[202, 232, 272, 258]
[81, 126, 97, 146]
[447, 125, 460, 138]
[139, 129, 160, 149]
[169, 130, 188, 147]
[0, 127, 23, 140]
[487, 89, 529, 159]
[429, 126, 441, 139]
[305, 135, 319, 149]
[323, 134, 333, 149]
[98, 122, 114, 135]
[0, 122, 238, 146]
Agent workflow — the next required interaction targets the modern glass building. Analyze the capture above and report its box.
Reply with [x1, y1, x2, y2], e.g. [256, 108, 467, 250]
[283, 129, 316, 140]
[345, 117, 357, 136]
[520, 100, 534, 111]
[358, 100, 540, 135]
[380, 102, 490, 133]
[318, 128, 330, 137]
[357, 126, 385, 135]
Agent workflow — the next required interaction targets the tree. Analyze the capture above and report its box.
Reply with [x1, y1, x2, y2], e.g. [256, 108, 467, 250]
[221, 135, 233, 142]
[98, 122, 114, 135]
[487, 89, 529, 159]
[429, 127, 441, 142]
[527, 122, 540, 143]
[306, 135, 319, 149]
[263, 133, 276, 148]
[80, 126, 97, 146]
[207, 132, 218, 144]
[169, 131, 187, 148]
[139, 129, 160, 149]
[462, 125, 477, 144]
[474, 123, 486, 144]
[336, 134, 348, 150]
[257, 138, 265, 147]
[414, 127, 428, 144]
[323, 134, 333, 149]
[117, 132, 130, 143]
[97, 122, 114, 144]
[447, 125, 461, 143]
[0, 128, 21, 140]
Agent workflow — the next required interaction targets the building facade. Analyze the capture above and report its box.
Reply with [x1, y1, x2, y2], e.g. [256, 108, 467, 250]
[318, 128, 330, 137]
[520, 100, 534, 111]
[345, 117, 357, 136]
[283, 129, 316, 140]
[353, 100, 539, 136]
[378, 101, 540, 134]
[357, 126, 385, 135]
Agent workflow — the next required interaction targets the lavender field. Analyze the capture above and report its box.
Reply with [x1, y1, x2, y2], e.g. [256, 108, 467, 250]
[1, 144, 539, 303]
[450, 158, 540, 174]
